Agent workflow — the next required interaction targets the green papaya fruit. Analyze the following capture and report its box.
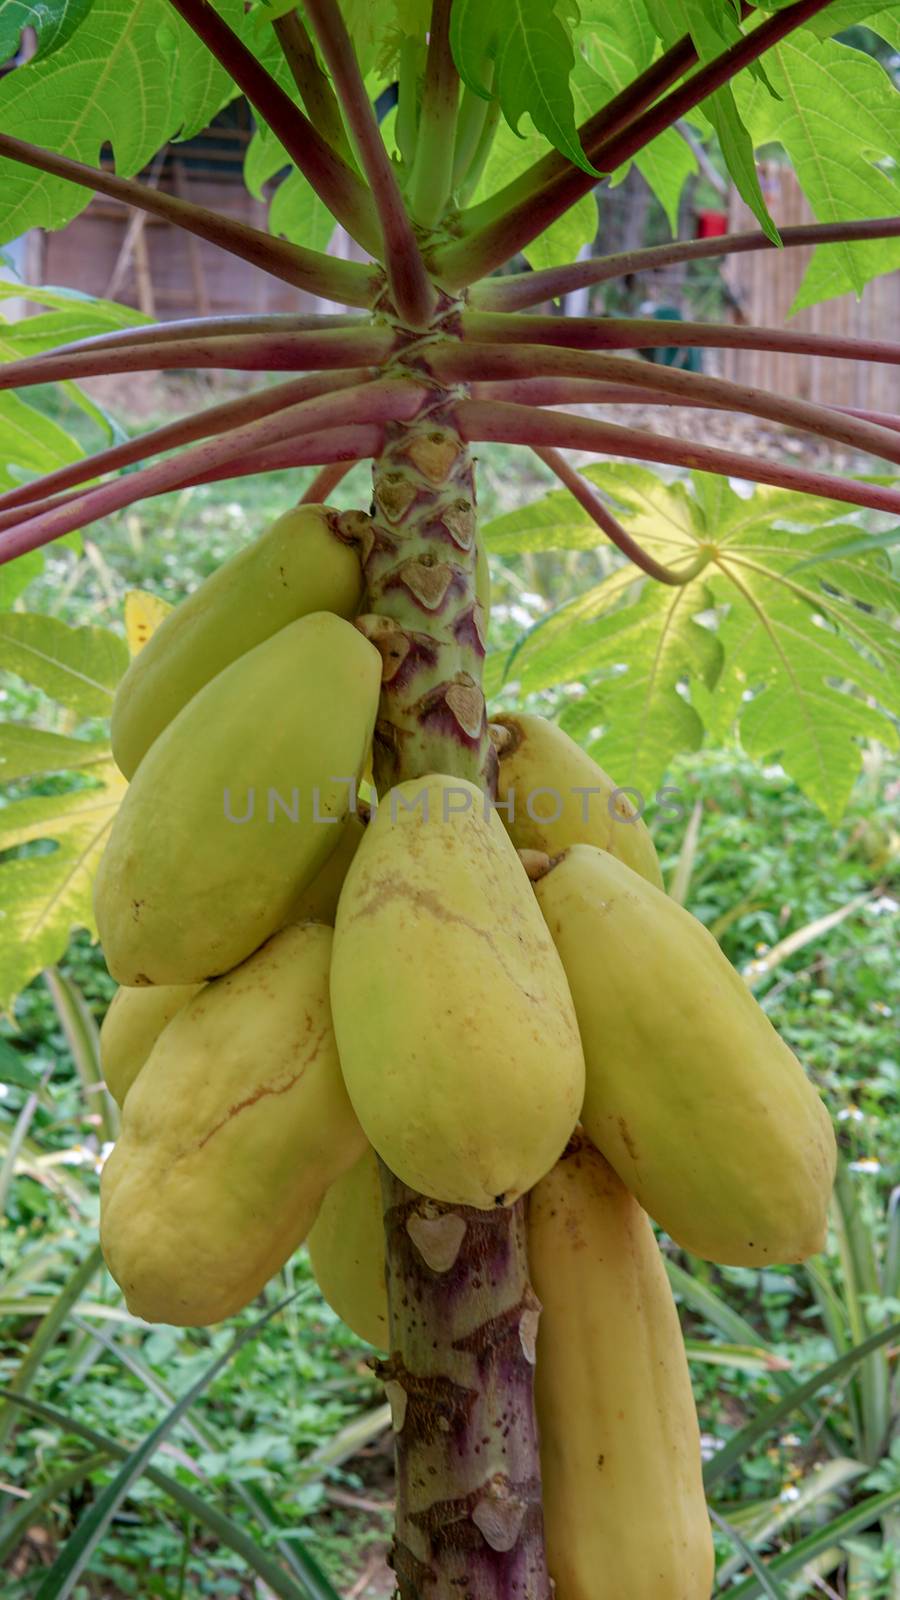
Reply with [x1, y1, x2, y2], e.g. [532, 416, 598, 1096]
[529, 1134, 714, 1600]
[307, 1146, 388, 1348]
[111, 505, 363, 778]
[534, 846, 836, 1265]
[100, 923, 365, 1326]
[288, 808, 367, 925]
[101, 982, 201, 1106]
[492, 712, 663, 888]
[331, 774, 584, 1208]
[94, 612, 381, 985]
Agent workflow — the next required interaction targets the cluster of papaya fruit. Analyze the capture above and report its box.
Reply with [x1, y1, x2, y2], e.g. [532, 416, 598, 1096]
[96, 505, 837, 1598]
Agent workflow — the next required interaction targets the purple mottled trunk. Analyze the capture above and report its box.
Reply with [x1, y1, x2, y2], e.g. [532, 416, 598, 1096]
[359, 293, 551, 1598]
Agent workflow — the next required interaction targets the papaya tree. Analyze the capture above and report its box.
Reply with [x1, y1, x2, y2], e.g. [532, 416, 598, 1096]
[0, 1, 898, 1596]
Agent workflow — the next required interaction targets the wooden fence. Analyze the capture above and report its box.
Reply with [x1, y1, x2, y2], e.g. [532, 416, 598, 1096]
[721, 163, 900, 412]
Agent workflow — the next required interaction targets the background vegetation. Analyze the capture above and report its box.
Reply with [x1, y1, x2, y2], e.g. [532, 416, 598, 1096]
[1, 419, 897, 1596]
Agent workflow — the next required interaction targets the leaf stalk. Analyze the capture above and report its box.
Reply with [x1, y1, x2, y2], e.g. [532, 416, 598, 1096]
[165, 0, 380, 251]
[302, 0, 438, 328]
[407, 0, 459, 229]
[432, 0, 836, 286]
[0, 326, 395, 392]
[533, 447, 714, 585]
[0, 133, 378, 306]
[469, 217, 900, 312]
[455, 399, 900, 516]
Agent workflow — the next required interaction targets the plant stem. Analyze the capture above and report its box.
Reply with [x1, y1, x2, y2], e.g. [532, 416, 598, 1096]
[434, 340, 900, 464]
[461, 311, 900, 366]
[454, 398, 900, 515]
[407, 0, 459, 229]
[469, 216, 900, 311]
[165, 0, 379, 252]
[0, 133, 377, 306]
[0, 326, 395, 392]
[379, 1172, 549, 1597]
[0, 372, 365, 517]
[272, 8, 356, 168]
[432, 0, 835, 286]
[359, 300, 551, 1595]
[533, 447, 713, 584]
[303, 0, 437, 328]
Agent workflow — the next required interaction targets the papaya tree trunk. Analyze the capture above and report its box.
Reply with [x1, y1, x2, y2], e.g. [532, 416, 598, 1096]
[359, 294, 552, 1598]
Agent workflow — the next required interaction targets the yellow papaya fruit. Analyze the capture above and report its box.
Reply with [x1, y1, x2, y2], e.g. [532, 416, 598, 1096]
[534, 846, 836, 1264]
[529, 1134, 714, 1600]
[100, 982, 201, 1107]
[94, 612, 381, 985]
[331, 774, 584, 1208]
[492, 712, 664, 889]
[307, 1146, 389, 1348]
[100, 923, 366, 1325]
[288, 808, 367, 925]
[111, 505, 363, 778]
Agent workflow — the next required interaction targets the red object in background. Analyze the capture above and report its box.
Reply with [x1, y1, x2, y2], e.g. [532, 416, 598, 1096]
[697, 210, 729, 238]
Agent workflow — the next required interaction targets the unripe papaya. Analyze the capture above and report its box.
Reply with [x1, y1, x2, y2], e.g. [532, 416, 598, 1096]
[288, 808, 367, 925]
[307, 1146, 389, 1348]
[331, 774, 584, 1208]
[534, 846, 836, 1264]
[100, 982, 201, 1107]
[492, 712, 663, 889]
[94, 612, 381, 985]
[111, 505, 363, 778]
[529, 1134, 714, 1600]
[100, 923, 365, 1325]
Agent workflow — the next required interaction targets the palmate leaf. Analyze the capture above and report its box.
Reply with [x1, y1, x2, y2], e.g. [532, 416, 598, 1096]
[0, 393, 85, 493]
[0, 287, 146, 461]
[0, 0, 247, 244]
[0, 763, 127, 1012]
[0, 612, 130, 1011]
[450, 0, 597, 176]
[483, 467, 899, 821]
[0, 0, 94, 67]
[0, 612, 127, 715]
[642, 0, 779, 240]
[734, 30, 900, 307]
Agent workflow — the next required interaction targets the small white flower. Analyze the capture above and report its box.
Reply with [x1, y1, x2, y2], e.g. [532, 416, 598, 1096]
[779, 1485, 801, 1503]
[849, 1158, 881, 1174]
[61, 1144, 92, 1166]
[837, 1107, 864, 1123]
